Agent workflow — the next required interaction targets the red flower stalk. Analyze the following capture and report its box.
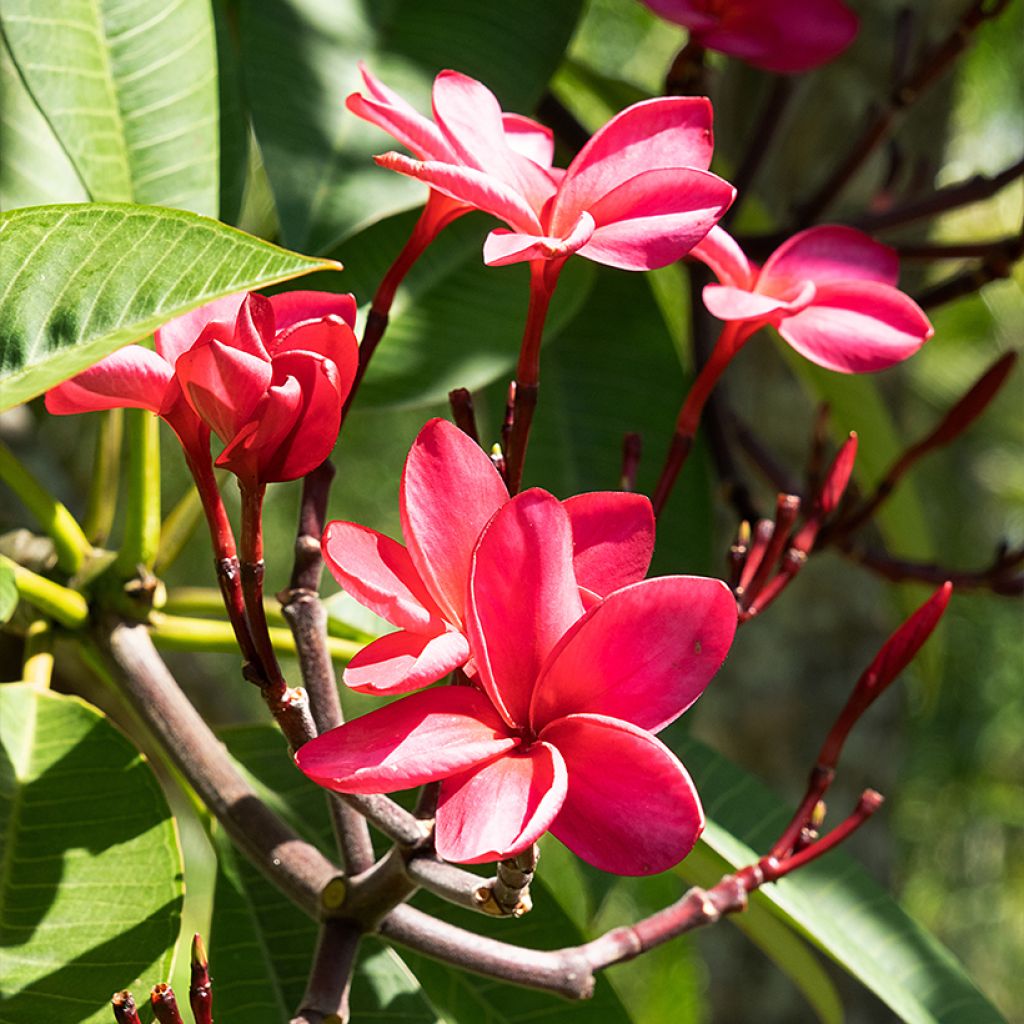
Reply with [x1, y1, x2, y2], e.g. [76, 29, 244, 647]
[641, 0, 859, 73]
[322, 418, 655, 695]
[300, 489, 737, 873]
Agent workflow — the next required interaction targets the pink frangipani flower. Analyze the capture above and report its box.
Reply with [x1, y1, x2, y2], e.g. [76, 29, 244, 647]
[322, 418, 655, 695]
[299, 489, 737, 873]
[374, 71, 735, 272]
[641, 0, 859, 74]
[47, 291, 359, 484]
[693, 225, 934, 373]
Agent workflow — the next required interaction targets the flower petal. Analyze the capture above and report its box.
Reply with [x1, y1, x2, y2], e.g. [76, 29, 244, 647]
[45, 345, 172, 415]
[271, 320, 359, 406]
[703, 281, 815, 322]
[216, 372, 302, 484]
[573, 168, 734, 271]
[501, 113, 555, 167]
[343, 628, 471, 695]
[431, 70, 557, 211]
[154, 293, 246, 366]
[760, 225, 899, 294]
[531, 575, 736, 733]
[401, 418, 509, 625]
[322, 521, 446, 632]
[435, 742, 567, 864]
[346, 62, 456, 162]
[543, 714, 704, 875]
[296, 687, 519, 794]
[467, 490, 585, 729]
[374, 152, 543, 235]
[692, 225, 757, 289]
[778, 281, 933, 373]
[563, 491, 654, 595]
[554, 97, 716, 227]
[269, 291, 358, 333]
[482, 213, 596, 267]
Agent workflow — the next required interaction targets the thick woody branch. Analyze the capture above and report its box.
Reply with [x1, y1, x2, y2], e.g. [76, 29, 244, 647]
[291, 920, 361, 1024]
[96, 619, 340, 918]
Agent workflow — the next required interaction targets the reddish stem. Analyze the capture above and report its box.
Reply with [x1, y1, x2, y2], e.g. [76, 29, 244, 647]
[652, 320, 752, 516]
[190, 934, 213, 1024]
[504, 260, 564, 494]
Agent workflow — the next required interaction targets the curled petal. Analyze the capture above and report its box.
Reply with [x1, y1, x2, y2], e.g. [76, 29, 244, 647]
[468, 490, 585, 729]
[401, 418, 509, 625]
[435, 743, 567, 864]
[574, 168, 735, 271]
[483, 212, 595, 267]
[271, 319, 359, 400]
[296, 687, 519, 794]
[322, 521, 446, 632]
[431, 70, 557, 211]
[692, 225, 757, 290]
[347, 63, 456, 162]
[555, 97, 716, 224]
[216, 373, 302, 484]
[154, 293, 246, 366]
[269, 291, 358, 333]
[760, 225, 899, 293]
[531, 575, 737, 733]
[375, 152, 543, 235]
[778, 281, 933, 373]
[703, 281, 815, 322]
[343, 628, 470, 695]
[232, 293, 274, 360]
[563, 491, 654, 595]
[544, 714, 704, 875]
[45, 346, 172, 415]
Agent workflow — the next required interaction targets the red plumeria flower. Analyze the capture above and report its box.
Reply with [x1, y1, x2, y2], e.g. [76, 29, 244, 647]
[173, 292, 358, 486]
[322, 418, 654, 694]
[299, 489, 737, 873]
[641, 0, 858, 73]
[692, 225, 934, 372]
[373, 71, 734, 271]
[46, 291, 359, 484]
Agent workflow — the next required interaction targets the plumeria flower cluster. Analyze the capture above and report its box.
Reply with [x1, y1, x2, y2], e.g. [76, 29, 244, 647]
[297, 420, 738, 873]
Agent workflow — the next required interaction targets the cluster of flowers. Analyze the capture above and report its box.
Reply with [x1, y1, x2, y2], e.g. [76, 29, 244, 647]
[300, 419, 738, 872]
[47, 15, 934, 875]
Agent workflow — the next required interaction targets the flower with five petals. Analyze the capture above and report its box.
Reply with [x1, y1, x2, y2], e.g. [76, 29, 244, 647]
[299, 489, 737, 872]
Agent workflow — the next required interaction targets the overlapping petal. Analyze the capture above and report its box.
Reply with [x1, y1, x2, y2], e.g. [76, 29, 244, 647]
[343, 629, 471, 695]
[531, 575, 737, 733]
[154, 293, 245, 365]
[269, 290, 358, 333]
[45, 346, 172, 415]
[562, 492, 654, 596]
[703, 282, 815, 322]
[435, 743, 567, 863]
[543, 714, 705, 875]
[295, 687, 519, 794]
[759, 226, 899, 292]
[467, 490, 585, 728]
[400, 418, 509, 625]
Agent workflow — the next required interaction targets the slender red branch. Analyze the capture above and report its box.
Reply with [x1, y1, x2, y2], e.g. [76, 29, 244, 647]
[448, 388, 481, 444]
[620, 433, 642, 492]
[189, 934, 213, 1024]
[150, 984, 185, 1024]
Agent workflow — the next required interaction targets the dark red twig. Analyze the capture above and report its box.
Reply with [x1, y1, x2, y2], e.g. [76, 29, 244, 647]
[111, 992, 142, 1024]
[621, 433, 642, 492]
[150, 984, 186, 1024]
[448, 388, 481, 445]
[190, 934, 213, 1024]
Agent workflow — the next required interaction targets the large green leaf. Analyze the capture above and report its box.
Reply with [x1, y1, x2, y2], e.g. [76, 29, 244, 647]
[0, 203, 341, 411]
[317, 209, 593, 409]
[678, 736, 1007, 1024]
[0, 684, 182, 1023]
[0, 0, 219, 215]
[239, 0, 584, 253]
[211, 726, 444, 1022]
[0, 32, 88, 211]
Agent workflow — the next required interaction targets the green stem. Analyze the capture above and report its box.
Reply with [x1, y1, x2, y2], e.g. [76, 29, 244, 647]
[148, 612, 360, 661]
[154, 478, 216, 576]
[0, 554, 89, 628]
[116, 410, 162, 575]
[22, 619, 54, 688]
[0, 438, 91, 574]
[83, 409, 123, 545]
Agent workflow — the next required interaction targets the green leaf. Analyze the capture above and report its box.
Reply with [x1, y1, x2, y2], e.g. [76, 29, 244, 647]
[211, 726, 444, 1022]
[239, 0, 584, 252]
[0, 203, 341, 411]
[323, 209, 593, 409]
[0, 563, 18, 623]
[678, 736, 1007, 1024]
[0, 684, 182, 1023]
[1, 0, 219, 215]
[0, 31, 88, 210]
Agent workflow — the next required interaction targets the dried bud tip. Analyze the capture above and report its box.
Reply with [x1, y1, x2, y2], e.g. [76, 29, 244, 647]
[191, 932, 208, 968]
[111, 991, 142, 1024]
[150, 984, 185, 1024]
